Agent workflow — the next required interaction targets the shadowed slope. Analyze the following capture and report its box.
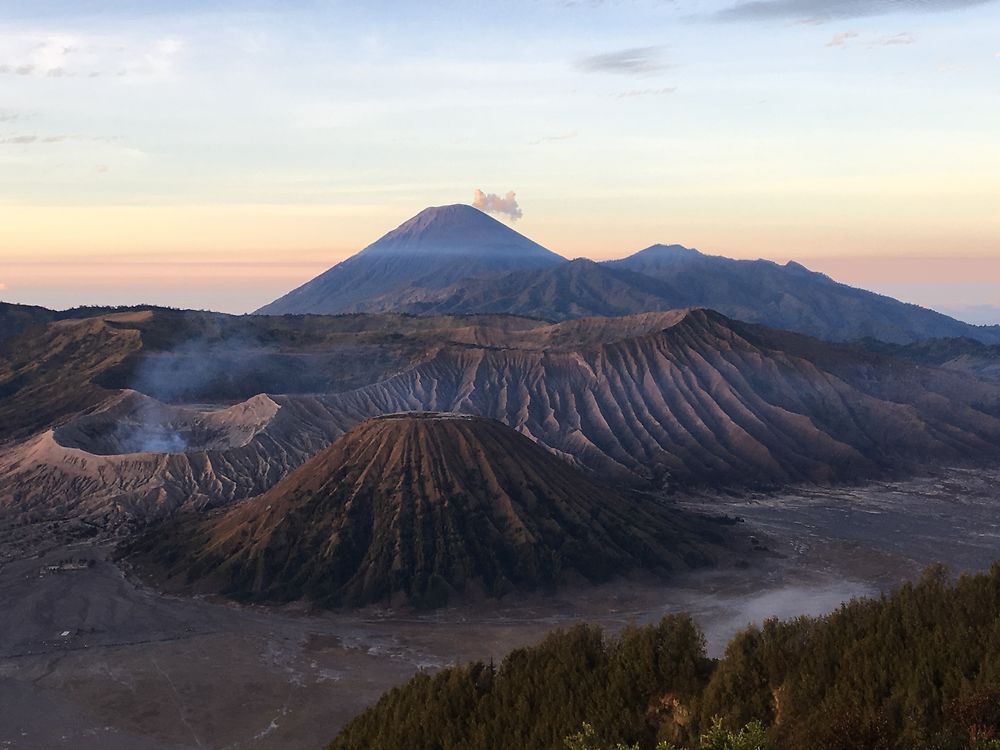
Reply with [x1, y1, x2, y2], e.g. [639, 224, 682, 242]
[0, 313, 144, 443]
[313, 309, 1000, 486]
[854, 336, 1000, 384]
[0, 302, 58, 343]
[129, 414, 721, 607]
[397, 258, 679, 320]
[372, 243, 1000, 344]
[608, 244, 999, 344]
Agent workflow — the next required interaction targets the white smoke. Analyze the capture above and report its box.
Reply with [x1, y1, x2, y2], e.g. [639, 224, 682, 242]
[113, 399, 189, 454]
[472, 189, 523, 221]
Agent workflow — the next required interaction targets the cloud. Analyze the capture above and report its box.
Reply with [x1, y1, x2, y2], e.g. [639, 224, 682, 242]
[826, 31, 859, 47]
[0, 64, 35, 75]
[528, 132, 578, 145]
[716, 0, 997, 22]
[0, 134, 116, 145]
[0, 135, 69, 145]
[0, 135, 42, 145]
[0, 282, 6, 291]
[576, 46, 667, 75]
[472, 190, 523, 221]
[616, 86, 677, 97]
[826, 30, 916, 48]
[871, 32, 917, 45]
[0, 31, 184, 79]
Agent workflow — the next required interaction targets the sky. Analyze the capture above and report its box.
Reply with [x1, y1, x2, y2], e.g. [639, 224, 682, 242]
[0, 0, 998, 317]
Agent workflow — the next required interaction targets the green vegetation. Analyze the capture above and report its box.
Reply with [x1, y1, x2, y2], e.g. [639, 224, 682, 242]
[564, 721, 679, 750]
[328, 564, 1000, 749]
[564, 717, 768, 750]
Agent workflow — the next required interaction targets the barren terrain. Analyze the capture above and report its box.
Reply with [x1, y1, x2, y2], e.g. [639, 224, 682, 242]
[7, 308, 1000, 532]
[2, 465, 998, 749]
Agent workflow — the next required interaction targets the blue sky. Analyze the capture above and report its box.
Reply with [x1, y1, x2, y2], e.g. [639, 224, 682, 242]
[1, 0, 998, 314]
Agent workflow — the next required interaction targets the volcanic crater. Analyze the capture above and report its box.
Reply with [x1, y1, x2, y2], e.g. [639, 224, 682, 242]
[52, 390, 281, 456]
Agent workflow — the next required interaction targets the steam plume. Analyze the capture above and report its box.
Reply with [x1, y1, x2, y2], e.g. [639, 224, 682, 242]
[472, 189, 523, 221]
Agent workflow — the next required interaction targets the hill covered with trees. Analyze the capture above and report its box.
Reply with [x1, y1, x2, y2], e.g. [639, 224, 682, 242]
[328, 564, 1000, 750]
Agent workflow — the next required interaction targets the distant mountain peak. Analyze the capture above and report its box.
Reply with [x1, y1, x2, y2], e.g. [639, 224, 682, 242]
[389, 203, 491, 235]
[255, 204, 563, 315]
[358, 204, 560, 260]
[410, 203, 486, 222]
[783, 259, 814, 272]
[635, 243, 704, 258]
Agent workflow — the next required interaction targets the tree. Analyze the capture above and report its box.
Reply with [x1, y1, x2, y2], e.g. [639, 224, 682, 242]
[564, 722, 679, 750]
[698, 717, 770, 750]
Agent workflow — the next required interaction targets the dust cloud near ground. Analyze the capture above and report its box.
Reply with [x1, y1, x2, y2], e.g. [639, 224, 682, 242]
[1, 465, 999, 749]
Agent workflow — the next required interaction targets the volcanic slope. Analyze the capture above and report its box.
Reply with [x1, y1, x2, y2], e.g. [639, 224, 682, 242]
[608, 244, 999, 344]
[309, 308, 1000, 485]
[0, 307, 552, 442]
[399, 258, 680, 321]
[393, 245, 1000, 344]
[256, 204, 565, 315]
[0, 312, 144, 443]
[129, 414, 722, 608]
[5, 308, 1000, 529]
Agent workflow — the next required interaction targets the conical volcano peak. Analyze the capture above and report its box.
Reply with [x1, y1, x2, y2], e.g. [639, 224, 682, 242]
[255, 203, 563, 314]
[403, 203, 489, 227]
[129, 410, 719, 608]
[358, 204, 561, 259]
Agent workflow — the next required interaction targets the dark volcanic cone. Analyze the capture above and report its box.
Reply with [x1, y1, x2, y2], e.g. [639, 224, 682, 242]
[129, 413, 721, 608]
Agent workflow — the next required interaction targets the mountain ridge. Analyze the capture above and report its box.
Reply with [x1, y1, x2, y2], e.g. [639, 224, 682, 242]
[255, 207, 1000, 344]
[5, 307, 1000, 530]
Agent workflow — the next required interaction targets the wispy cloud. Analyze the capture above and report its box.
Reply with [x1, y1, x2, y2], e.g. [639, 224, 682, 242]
[0, 134, 119, 145]
[871, 32, 917, 45]
[0, 64, 35, 76]
[576, 46, 667, 75]
[826, 31, 859, 47]
[0, 135, 65, 145]
[529, 132, 578, 145]
[472, 189, 523, 221]
[717, 0, 997, 22]
[827, 31, 916, 47]
[615, 86, 677, 98]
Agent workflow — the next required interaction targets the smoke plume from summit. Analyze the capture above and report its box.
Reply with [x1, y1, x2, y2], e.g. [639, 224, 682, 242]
[472, 189, 522, 221]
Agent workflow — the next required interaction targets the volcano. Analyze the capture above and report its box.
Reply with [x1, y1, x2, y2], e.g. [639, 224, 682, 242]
[129, 413, 721, 608]
[256, 204, 564, 315]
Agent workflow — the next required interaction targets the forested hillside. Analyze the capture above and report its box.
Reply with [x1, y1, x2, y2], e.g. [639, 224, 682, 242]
[329, 564, 1000, 750]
